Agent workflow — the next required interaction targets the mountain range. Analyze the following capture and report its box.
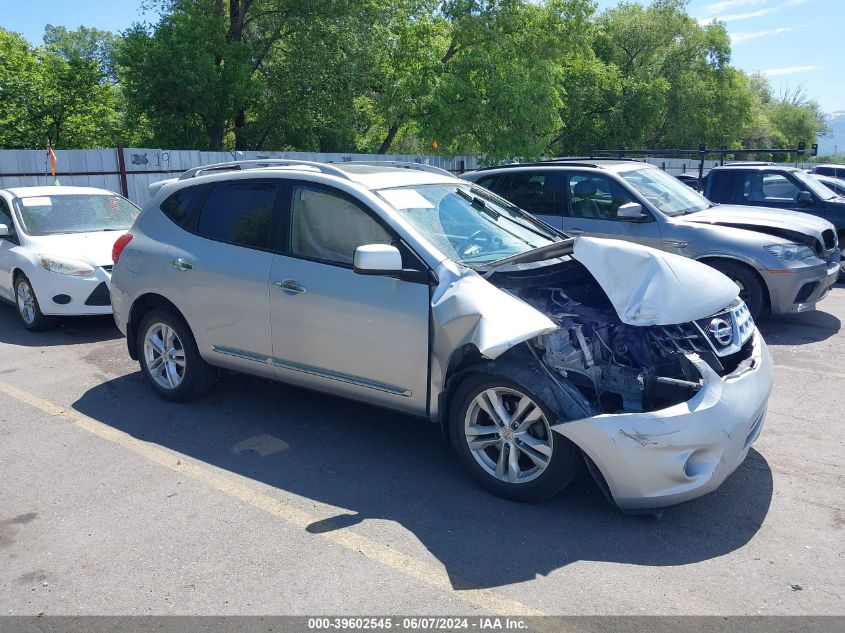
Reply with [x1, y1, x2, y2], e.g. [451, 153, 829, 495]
[818, 111, 845, 157]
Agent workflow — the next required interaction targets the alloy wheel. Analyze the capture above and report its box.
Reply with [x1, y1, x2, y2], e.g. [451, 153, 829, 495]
[143, 323, 186, 390]
[463, 387, 553, 484]
[16, 281, 36, 325]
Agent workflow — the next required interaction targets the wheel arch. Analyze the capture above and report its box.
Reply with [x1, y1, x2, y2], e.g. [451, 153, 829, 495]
[126, 293, 189, 361]
[696, 255, 771, 311]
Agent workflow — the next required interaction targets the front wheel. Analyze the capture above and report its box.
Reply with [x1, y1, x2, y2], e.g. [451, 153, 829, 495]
[14, 275, 54, 331]
[708, 260, 766, 320]
[448, 373, 583, 501]
[137, 309, 216, 402]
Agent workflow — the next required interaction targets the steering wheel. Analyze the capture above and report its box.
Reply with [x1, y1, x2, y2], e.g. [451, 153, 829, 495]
[456, 230, 494, 257]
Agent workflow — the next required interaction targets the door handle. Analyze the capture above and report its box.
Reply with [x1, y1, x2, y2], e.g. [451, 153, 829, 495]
[170, 258, 194, 271]
[274, 279, 307, 295]
[663, 239, 689, 249]
[567, 228, 585, 235]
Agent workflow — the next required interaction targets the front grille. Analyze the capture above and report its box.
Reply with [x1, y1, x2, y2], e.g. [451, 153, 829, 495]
[101, 264, 113, 273]
[648, 323, 711, 355]
[822, 229, 836, 251]
[84, 282, 111, 306]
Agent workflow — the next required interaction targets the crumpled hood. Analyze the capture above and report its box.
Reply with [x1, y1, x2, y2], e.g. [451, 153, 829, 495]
[24, 231, 124, 267]
[683, 205, 835, 242]
[572, 236, 739, 326]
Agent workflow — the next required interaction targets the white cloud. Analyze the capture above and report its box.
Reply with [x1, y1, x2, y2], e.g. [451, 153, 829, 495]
[701, 0, 768, 14]
[698, 0, 812, 24]
[761, 65, 817, 76]
[730, 24, 806, 44]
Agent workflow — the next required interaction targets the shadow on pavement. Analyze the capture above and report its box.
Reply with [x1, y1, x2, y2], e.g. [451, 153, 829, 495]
[0, 302, 120, 347]
[73, 371, 773, 590]
[757, 309, 841, 346]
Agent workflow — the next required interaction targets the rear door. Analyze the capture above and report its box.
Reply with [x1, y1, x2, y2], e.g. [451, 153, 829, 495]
[560, 172, 663, 248]
[268, 182, 431, 414]
[163, 179, 279, 378]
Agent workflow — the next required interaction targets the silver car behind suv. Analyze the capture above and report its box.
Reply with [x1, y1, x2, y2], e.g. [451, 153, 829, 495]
[464, 159, 840, 320]
[111, 160, 773, 510]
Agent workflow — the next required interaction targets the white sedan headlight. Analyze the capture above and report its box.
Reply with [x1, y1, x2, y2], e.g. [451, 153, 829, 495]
[763, 243, 817, 262]
[39, 255, 96, 277]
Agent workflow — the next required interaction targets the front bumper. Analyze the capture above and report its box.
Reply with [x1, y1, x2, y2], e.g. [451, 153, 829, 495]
[552, 330, 773, 510]
[29, 265, 113, 317]
[765, 259, 840, 315]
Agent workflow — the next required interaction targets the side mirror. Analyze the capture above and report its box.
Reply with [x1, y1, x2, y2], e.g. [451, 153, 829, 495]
[797, 191, 814, 206]
[616, 202, 647, 221]
[0, 223, 10, 238]
[353, 244, 403, 275]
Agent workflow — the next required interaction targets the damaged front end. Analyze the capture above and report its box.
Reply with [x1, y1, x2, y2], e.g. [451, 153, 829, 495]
[432, 236, 773, 510]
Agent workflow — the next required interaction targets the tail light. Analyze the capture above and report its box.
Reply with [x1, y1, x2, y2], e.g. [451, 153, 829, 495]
[112, 234, 133, 263]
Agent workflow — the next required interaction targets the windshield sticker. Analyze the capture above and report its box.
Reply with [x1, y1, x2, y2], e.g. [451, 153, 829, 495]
[380, 189, 435, 210]
[20, 197, 52, 207]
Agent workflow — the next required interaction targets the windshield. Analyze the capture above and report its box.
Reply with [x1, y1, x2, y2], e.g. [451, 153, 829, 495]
[620, 167, 710, 216]
[377, 183, 560, 265]
[13, 194, 140, 236]
[793, 170, 838, 200]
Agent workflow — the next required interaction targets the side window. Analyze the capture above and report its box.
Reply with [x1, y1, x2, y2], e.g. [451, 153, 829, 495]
[566, 174, 635, 220]
[505, 172, 565, 216]
[161, 186, 202, 227]
[0, 199, 13, 230]
[474, 176, 498, 190]
[744, 173, 801, 203]
[289, 187, 392, 266]
[196, 182, 276, 249]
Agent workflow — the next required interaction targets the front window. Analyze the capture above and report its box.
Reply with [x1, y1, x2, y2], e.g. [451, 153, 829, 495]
[792, 171, 837, 200]
[620, 167, 710, 216]
[377, 184, 559, 265]
[13, 194, 140, 236]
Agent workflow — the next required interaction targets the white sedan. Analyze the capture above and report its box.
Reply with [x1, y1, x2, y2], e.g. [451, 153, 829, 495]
[0, 186, 140, 330]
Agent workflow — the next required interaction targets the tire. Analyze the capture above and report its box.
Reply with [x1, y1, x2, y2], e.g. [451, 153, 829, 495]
[708, 260, 766, 320]
[14, 274, 55, 331]
[448, 372, 583, 501]
[137, 308, 216, 402]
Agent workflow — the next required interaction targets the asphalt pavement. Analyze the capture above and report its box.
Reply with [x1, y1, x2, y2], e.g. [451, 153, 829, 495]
[1, 285, 843, 616]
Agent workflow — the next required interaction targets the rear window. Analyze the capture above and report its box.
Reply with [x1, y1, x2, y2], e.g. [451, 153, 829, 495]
[196, 182, 276, 249]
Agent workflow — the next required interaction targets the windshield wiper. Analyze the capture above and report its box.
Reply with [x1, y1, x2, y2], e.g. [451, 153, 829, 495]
[456, 188, 500, 220]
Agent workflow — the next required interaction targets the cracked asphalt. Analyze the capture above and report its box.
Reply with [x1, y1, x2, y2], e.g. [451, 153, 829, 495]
[0, 284, 843, 616]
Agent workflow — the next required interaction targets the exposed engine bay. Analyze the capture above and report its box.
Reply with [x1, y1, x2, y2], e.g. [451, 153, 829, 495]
[489, 260, 755, 414]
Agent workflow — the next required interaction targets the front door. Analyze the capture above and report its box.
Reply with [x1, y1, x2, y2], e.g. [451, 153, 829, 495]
[0, 197, 19, 301]
[269, 183, 430, 414]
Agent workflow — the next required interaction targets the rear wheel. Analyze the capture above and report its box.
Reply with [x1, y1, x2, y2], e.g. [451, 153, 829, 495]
[448, 373, 583, 501]
[137, 309, 216, 402]
[14, 275, 55, 331]
[708, 260, 766, 320]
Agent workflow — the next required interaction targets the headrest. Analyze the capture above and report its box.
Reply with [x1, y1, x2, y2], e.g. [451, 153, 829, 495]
[573, 180, 598, 197]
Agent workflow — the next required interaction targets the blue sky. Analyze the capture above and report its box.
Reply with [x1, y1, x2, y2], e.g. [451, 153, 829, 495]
[3, 0, 842, 113]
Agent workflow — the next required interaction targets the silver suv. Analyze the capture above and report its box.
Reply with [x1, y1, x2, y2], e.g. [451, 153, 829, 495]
[464, 159, 840, 320]
[111, 160, 773, 510]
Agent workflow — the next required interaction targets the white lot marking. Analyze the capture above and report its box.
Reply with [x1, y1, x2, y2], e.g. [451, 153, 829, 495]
[0, 381, 546, 618]
[231, 433, 290, 456]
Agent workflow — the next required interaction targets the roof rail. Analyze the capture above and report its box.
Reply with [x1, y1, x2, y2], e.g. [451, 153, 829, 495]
[339, 160, 455, 177]
[178, 159, 352, 181]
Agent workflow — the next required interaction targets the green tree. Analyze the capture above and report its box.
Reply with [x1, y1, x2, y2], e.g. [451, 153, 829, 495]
[0, 27, 123, 149]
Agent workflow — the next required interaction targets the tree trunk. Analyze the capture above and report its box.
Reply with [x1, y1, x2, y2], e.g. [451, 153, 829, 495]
[208, 123, 225, 151]
[234, 108, 247, 150]
[378, 123, 400, 154]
